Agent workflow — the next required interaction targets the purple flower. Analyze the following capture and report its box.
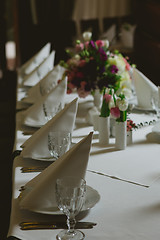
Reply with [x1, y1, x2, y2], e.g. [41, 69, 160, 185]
[98, 48, 108, 61]
[89, 40, 96, 49]
[110, 65, 118, 74]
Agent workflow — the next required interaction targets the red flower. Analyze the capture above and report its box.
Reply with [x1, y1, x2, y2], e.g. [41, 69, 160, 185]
[96, 40, 105, 48]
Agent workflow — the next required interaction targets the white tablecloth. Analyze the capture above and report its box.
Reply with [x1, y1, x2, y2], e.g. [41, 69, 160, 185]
[7, 86, 160, 240]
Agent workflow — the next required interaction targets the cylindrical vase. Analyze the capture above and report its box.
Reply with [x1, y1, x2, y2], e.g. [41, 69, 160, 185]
[115, 121, 127, 150]
[98, 116, 110, 145]
[93, 89, 102, 110]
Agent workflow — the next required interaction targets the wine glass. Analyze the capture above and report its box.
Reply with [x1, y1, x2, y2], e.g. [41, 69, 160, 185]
[48, 131, 71, 159]
[55, 176, 86, 240]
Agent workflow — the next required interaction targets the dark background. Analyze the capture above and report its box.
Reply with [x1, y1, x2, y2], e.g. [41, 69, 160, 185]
[0, 0, 160, 239]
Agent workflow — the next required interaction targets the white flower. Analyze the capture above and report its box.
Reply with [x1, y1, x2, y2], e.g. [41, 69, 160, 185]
[103, 40, 109, 48]
[119, 71, 132, 87]
[108, 55, 126, 73]
[116, 98, 128, 111]
[83, 31, 92, 41]
[116, 87, 132, 99]
[74, 54, 80, 60]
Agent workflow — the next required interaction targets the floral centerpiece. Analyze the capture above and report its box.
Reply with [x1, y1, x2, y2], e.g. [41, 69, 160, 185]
[60, 32, 133, 99]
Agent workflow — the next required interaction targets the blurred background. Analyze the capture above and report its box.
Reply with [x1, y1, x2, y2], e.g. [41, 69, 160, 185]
[0, 0, 160, 85]
[0, 0, 160, 238]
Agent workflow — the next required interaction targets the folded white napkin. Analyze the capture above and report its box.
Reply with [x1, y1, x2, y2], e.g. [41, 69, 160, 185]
[19, 43, 51, 76]
[133, 68, 158, 109]
[22, 64, 65, 104]
[23, 51, 55, 87]
[19, 132, 93, 211]
[22, 77, 67, 127]
[21, 98, 78, 159]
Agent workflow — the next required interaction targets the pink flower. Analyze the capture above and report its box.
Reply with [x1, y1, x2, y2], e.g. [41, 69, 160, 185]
[96, 40, 105, 48]
[84, 41, 89, 49]
[77, 88, 90, 98]
[103, 94, 112, 103]
[123, 57, 130, 71]
[110, 107, 120, 119]
[75, 43, 84, 51]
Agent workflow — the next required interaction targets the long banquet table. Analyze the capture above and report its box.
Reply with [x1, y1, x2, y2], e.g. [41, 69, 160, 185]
[7, 83, 160, 240]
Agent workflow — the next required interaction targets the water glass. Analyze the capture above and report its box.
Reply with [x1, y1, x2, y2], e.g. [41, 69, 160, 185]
[43, 102, 62, 122]
[48, 131, 71, 159]
[56, 177, 86, 240]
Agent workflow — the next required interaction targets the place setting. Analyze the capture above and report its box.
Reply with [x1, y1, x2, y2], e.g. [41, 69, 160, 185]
[9, 132, 100, 240]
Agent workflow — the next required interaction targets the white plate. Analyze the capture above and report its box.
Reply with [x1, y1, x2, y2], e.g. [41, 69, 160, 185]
[29, 156, 56, 162]
[23, 121, 44, 128]
[20, 185, 100, 215]
[26, 143, 75, 162]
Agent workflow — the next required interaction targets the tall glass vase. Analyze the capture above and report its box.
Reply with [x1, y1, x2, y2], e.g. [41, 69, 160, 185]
[98, 116, 110, 145]
[115, 121, 127, 150]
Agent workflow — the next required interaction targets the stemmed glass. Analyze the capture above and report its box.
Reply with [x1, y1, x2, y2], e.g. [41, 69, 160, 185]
[55, 177, 86, 240]
[48, 131, 71, 159]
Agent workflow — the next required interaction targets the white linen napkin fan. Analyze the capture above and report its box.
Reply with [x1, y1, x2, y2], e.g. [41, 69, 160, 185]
[21, 98, 78, 159]
[18, 43, 51, 84]
[22, 77, 67, 127]
[19, 132, 93, 211]
[22, 50, 55, 87]
[22, 64, 65, 104]
[133, 68, 158, 109]
[19, 43, 51, 75]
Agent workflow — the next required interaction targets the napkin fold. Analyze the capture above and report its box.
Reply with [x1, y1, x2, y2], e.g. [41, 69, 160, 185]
[21, 98, 78, 159]
[133, 68, 158, 109]
[22, 64, 65, 104]
[22, 77, 67, 127]
[19, 43, 51, 76]
[22, 51, 55, 87]
[19, 132, 93, 211]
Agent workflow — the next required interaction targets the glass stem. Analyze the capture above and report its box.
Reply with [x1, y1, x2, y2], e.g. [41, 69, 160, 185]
[67, 216, 76, 234]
